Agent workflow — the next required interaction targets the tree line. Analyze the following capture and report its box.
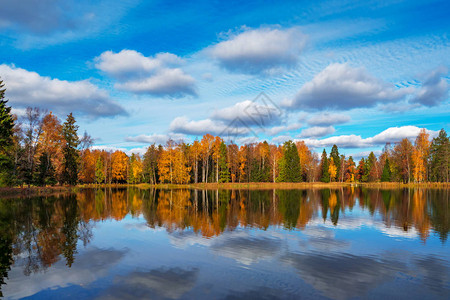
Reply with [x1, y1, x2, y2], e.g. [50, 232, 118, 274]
[1, 80, 449, 186]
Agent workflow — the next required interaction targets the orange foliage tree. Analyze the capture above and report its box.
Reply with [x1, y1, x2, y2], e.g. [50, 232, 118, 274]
[158, 140, 191, 184]
[412, 129, 430, 182]
[111, 151, 128, 182]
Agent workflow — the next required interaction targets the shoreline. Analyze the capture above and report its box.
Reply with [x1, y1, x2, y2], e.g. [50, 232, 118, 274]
[1, 181, 449, 197]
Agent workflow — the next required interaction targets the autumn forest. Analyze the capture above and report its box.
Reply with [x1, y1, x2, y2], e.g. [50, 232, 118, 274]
[1, 82, 449, 188]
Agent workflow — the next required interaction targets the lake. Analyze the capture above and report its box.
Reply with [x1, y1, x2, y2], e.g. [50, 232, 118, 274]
[0, 188, 449, 299]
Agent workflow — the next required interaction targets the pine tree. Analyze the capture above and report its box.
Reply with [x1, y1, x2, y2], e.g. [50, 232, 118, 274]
[62, 113, 80, 185]
[320, 149, 330, 183]
[0, 80, 15, 186]
[429, 129, 450, 182]
[35, 151, 57, 186]
[381, 158, 392, 182]
[277, 141, 302, 182]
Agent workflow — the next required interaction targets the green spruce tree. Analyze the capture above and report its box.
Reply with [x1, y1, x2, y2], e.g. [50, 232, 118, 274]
[0, 80, 15, 186]
[381, 158, 392, 182]
[35, 152, 57, 186]
[277, 141, 302, 182]
[62, 113, 80, 185]
[429, 129, 450, 182]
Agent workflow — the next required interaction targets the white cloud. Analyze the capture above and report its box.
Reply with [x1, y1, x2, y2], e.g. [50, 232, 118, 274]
[301, 134, 365, 148]
[411, 66, 449, 106]
[212, 99, 282, 127]
[209, 27, 307, 74]
[115, 68, 196, 96]
[367, 125, 438, 144]
[125, 133, 186, 145]
[95, 50, 196, 97]
[127, 146, 149, 156]
[170, 116, 251, 136]
[283, 63, 412, 110]
[307, 113, 351, 126]
[0, 64, 126, 118]
[298, 126, 438, 149]
[169, 96, 285, 137]
[10, 107, 27, 117]
[299, 126, 335, 138]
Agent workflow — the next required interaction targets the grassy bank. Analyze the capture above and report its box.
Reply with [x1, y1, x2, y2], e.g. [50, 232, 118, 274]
[86, 181, 450, 190]
[0, 186, 77, 198]
[2, 181, 449, 197]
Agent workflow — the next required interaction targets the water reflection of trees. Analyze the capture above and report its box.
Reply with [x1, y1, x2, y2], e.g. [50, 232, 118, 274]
[75, 187, 449, 242]
[0, 194, 93, 296]
[0, 188, 449, 295]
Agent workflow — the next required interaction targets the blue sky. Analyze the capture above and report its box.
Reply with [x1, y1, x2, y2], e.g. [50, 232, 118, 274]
[1, 0, 449, 157]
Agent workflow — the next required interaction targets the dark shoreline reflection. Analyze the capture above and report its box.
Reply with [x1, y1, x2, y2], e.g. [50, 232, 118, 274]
[0, 187, 449, 299]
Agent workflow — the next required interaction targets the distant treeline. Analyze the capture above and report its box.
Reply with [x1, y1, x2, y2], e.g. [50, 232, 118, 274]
[1, 80, 449, 187]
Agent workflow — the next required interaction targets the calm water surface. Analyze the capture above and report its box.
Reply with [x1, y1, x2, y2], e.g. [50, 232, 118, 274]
[0, 188, 449, 299]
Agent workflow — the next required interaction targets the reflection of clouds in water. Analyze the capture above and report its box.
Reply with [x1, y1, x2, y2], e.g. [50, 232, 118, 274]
[308, 217, 419, 239]
[300, 227, 350, 252]
[169, 230, 282, 266]
[170, 230, 214, 248]
[3, 247, 126, 299]
[378, 226, 418, 239]
[117, 221, 446, 299]
[97, 267, 198, 300]
[168, 230, 249, 249]
[281, 252, 405, 300]
[302, 226, 336, 239]
[415, 256, 450, 296]
[123, 222, 151, 232]
[211, 236, 282, 266]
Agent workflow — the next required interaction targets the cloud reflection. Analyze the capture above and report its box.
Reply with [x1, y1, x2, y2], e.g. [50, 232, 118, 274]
[97, 267, 199, 300]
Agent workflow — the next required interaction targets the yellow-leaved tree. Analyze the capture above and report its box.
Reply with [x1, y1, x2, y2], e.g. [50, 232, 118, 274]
[412, 129, 430, 182]
[328, 157, 337, 182]
[111, 151, 128, 182]
[158, 140, 191, 184]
